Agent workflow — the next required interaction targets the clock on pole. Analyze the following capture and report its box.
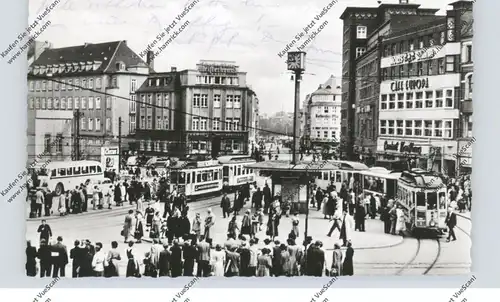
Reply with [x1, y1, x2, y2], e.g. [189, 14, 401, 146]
[287, 51, 306, 71]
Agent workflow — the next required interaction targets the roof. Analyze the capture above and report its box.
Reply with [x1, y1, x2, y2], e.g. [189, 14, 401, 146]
[218, 156, 256, 164]
[29, 40, 153, 76]
[35, 160, 102, 169]
[136, 72, 177, 93]
[361, 168, 401, 180]
[245, 160, 368, 172]
[398, 170, 446, 189]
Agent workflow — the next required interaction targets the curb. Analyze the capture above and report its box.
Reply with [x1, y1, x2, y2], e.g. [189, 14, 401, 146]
[26, 204, 136, 221]
[456, 212, 471, 221]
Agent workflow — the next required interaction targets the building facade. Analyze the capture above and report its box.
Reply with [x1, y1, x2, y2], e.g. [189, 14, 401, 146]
[302, 76, 341, 148]
[134, 60, 257, 157]
[28, 40, 152, 163]
[340, 0, 441, 160]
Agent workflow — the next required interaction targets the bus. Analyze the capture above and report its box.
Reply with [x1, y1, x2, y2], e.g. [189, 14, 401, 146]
[360, 167, 401, 201]
[396, 169, 448, 234]
[30, 160, 106, 196]
[218, 156, 257, 192]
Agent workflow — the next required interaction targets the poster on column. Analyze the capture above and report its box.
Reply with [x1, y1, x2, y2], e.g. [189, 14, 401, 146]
[101, 146, 119, 172]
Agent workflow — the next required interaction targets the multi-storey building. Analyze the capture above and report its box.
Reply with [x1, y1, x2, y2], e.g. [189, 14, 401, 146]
[376, 2, 473, 176]
[455, 0, 474, 175]
[28, 40, 152, 163]
[340, 0, 442, 160]
[302, 76, 341, 148]
[134, 60, 257, 157]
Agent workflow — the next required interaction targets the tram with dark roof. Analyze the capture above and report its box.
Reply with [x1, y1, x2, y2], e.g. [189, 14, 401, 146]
[169, 159, 223, 200]
[396, 169, 448, 234]
[218, 156, 257, 192]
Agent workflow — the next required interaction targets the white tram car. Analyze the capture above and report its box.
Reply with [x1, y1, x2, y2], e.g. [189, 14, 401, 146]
[360, 167, 401, 200]
[315, 160, 369, 190]
[218, 156, 257, 191]
[169, 159, 223, 199]
[396, 169, 448, 234]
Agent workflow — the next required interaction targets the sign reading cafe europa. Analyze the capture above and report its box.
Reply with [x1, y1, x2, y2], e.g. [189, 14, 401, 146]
[390, 77, 429, 92]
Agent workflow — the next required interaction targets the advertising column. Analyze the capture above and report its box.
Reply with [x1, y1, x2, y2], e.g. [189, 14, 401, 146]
[101, 146, 120, 172]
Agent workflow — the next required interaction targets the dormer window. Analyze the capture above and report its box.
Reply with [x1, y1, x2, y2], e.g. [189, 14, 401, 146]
[58, 64, 64, 73]
[85, 62, 92, 71]
[33, 66, 40, 75]
[116, 61, 125, 71]
[40, 66, 46, 74]
[148, 79, 153, 86]
[79, 62, 85, 72]
[93, 61, 102, 71]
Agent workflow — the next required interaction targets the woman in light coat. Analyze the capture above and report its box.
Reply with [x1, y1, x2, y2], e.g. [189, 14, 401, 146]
[331, 243, 343, 277]
[321, 195, 329, 219]
[256, 248, 272, 277]
[210, 244, 226, 277]
[395, 205, 406, 235]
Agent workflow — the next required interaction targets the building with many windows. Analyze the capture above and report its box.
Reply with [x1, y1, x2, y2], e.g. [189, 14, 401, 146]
[27, 41, 152, 163]
[376, 2, 473, 176]
[301, 75, 341, 148]
[134, 60, 258, 157]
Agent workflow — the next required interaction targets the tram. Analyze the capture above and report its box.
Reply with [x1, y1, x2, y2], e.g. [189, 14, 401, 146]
[218, 156, 257, 191]
[169, 159, 223, 200]
[396, 169, 448, 234]
[360, 167, 401, 200]
[315, 160, 369, 190]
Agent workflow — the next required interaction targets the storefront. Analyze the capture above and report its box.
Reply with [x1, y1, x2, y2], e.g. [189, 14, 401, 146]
[456, 137, 474, 175]
[186, 131, 248, 156]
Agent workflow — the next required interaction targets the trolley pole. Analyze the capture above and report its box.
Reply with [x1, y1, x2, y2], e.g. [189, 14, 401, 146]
[304, 171, 310, 238]
[118, 117, 122, 171]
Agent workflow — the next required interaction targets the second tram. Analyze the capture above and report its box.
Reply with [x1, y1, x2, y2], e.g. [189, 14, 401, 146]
[218, 156, 257, 191]
[396, 169, 448, 234]
[360, 167, 401, 200]
[169, 159, 223, 199]
[315, 160, 369, 190]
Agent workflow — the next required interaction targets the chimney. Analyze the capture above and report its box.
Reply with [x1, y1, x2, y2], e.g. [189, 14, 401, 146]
[171, 67, 177, 72]
[146, 51, 154, 69]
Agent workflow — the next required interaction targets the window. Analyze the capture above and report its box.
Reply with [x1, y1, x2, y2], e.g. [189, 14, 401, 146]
[96, 78, 102, 89]
[355, 47, 366, 58]
[399, 41, 405, 53]
[435, 90, 443, 107]
[55, 133, 63, 154]
[88, 79, 93, 89]
[406, 92, 413, 109]
[200, 118, 208, 130]
[405, 120, 413, 136]
[233, 118, 240, 131]
[417, 62, 423, 76]
[163, 118, 169, 130]
[324, 106, 329, 113]
[466, 74, 473, 99]
[397, 93, 404, 109]
[408, 63, 415, 76]
[157, 116, 162, 129]
[41, 80, 46, 91]
[434, 120, 442, 137]
[396, 120, 404, 135]
[106, 118, 111, 131]
[213, 118, 220, 131]
[107, 97, 112, 109]
[53, 80, 59, 91]
[54, 98, 59, 109]
[45, 98, 51, 109]
[414, 120, 422, 136]
[234, 95, 241, 109]
[164, 93, 170, 107]
[81, 117, 86, 130]
[225, 119, 232, 131]
[35, 98, 40, 109]
[147, 94, 152, 107]
[428, 34, 435, 46]
[67, 79, 72, 90]
[82, 79, 87, 89]
[424, 120, 432, 136]
[111, 76, 117, 87]
[95, 97, 101, 109]
[466, 45, 472, 63]
[74, 97, 79, 109]
[88, 118, 94, 131]
[226, 95, 234, 108]
[389, 67, 395, 79]
[380, 120, 387, 135]
[192, 118, 200, 130]
[130, 95, 136, 113]
[147, 116, 152, 129]
[438, 58, 444, 74]
[81, 97, 87, 109]
[444, 120, 453, 138]
[193, 94, 201, 107]
[60, 98, 66, 110]
[316, 131, 320, 138]
[41, 98, 46, 109]
[88, 97, 94, 109]
[201, 94, 208, 107]
[29, 81, 34, 91]
[35, 81, 40, 91]
[155, 94, 162, 107]
[425, 91, 433, 108]
[418, 37, 424, 49]
[380, 95, 387, 110]
[356, 26, 367, 39]
[131, 79, 137, 92]
[446, 56, 455, 72]
[47, 80, 52, 91]
[44, 134, 51, 153]
[130, 119, 136, 133]
[67, 97, 73, 109]
[409, 39, 414, 51]
[96, 118, 101, 131]
[74, 79, 79, 90]
[140, 116, 145, 129]
[415, 92, 423, 108]
[399, 65, 405, 77]
[61, 79, 66, 90]
[28, 98, 34, 109]
[214, 94, 221, 108]
[388, 120, 394, 135]
[445, 89, 454, 108]
[389, 94, 396, 109]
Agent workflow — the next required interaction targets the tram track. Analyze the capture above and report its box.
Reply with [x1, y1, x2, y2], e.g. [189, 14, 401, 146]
[396, 237, 441, 275]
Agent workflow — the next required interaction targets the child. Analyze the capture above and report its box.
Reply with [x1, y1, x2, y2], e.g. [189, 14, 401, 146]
[145, 203, 155, 232]
[160, 220, 168, 240]
[291, 212, 300, 239]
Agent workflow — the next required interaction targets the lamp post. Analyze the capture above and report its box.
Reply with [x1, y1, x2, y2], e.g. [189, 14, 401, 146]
[286, 51, 306, 165]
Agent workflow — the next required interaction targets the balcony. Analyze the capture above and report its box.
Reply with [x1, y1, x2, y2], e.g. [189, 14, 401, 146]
[461, 100, 473, 114]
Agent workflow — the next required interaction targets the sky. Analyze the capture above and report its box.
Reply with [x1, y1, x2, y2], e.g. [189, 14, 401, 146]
[28, 0, 451, 115]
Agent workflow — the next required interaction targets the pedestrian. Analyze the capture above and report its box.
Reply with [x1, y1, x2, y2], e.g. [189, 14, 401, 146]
[70, 240, 83, 278]
[210, 244, 226, 277]
[306, 241, 325, 277]
[330, 243, 343, 277]
[91, 242, 106, 277]
[355, 201, 366, 232]
[445, 206, 457, 242]
[122, 210, 134, 243]
[251, 212, 260, 238]
[342, 240, 354, 276]
[271, 240, 282, 276]
[204, 209, 215, 242]
[280, 243, 292, 276]
[170, 240, 183, 277]
[37, 238, 52, 278]
[256, 248, 272, 277]
[220, 193, 231, 218]
[290, 212, 300, 239]
[381, 202, 392, 234]
[196, 236, 211, 277]
[389, 203, 397, 235]
[183, 240, 197, 276]
[158, 242, 171, 277]
[105, 241, 121, 277]
[44, 190, 53, 216]
[326, 206, 342, 237]
[26, 240, 37, 277]
[191, 213, 202, 241]
[125, 241, 140, 278]
[35, 188, 44, 217]
[145, 203, 155, 232]
[225, 246, 241, 277]
[241, 210, 252, 237]
[134, 211, 145, 243]
[395, 204, 406, 235]
[37, 219, 52, 244]
[51, 236, 68, 278]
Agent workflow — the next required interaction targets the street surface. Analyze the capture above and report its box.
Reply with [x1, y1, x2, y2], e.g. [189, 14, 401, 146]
[26, 188, 471, 276]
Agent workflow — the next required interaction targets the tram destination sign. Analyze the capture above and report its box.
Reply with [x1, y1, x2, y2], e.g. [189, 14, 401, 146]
[195, 182, 219, 191]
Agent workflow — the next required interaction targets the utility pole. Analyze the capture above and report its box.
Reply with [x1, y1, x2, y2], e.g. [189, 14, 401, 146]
[73, 109, 83, 160]
[118, 117, 122, 171]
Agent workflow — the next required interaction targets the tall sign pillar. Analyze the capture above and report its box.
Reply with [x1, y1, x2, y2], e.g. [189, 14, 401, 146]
[287, 51, 306, 165]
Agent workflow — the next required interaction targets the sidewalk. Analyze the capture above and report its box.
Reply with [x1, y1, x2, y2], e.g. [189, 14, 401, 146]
[456, 211, 471, 220]
[26, 203, 136, 221]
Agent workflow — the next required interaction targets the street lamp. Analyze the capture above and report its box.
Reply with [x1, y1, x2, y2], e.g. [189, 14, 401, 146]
[286, 51, 306, 165]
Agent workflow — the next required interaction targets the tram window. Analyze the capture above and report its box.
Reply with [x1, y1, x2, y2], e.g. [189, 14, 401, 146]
[329, 171, 335, 182]
[387, 180, 396, 199]
[230, 166, 234, 176]
[411, 192, 415, 208]
[58, 168, 66, 176]
[223, 166, 229, 177]
[322, 172, 327, 180]
[179, 173, 186, 183]
[207, 170, 213, 181]
[89, 166, 97, 173]
[237, 166, 241, 176]
[416, 192, 425, 207]
[82, 166, 89, 174]
[192, 172, 195, 183]
[73, 167, 81, 175]
[187, 173, 191, 184]
[66, 168, 73, 176]
[214, 170, 219, 180]
[427, 192, 437, 210]
[354, 173, 361, 181]
[197, 173, 202, 183]
[439, 192, 446, 209]
[336, 171, 342, 182]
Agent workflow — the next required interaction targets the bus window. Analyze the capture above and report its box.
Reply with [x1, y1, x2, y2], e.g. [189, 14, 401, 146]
[58, 168, 66, 176]
[427, 192, 437, 210]
[223, 166, 229, 177]
[439, 192, 446, 209]
[66, 168, 73, 176]
[97, 166, 102, 173]
[74, 167, 81, 175]
[89, 166, 97, 174]
[82, 166, 89, 174]
[336, 171, 342, 183]
[416, 192, 425, 207]
[51, 170, 57, 177]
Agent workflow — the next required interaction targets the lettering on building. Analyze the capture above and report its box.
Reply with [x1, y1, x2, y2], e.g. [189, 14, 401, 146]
[390, 78, 429, 92]
[197, 64, 238, 75]
[389, 45, 443, 67]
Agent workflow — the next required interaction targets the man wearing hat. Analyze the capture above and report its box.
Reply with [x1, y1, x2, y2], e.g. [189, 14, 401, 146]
[306, 241, 325, 277]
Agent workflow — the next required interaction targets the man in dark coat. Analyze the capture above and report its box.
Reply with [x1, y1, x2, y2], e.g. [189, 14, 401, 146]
[37, 220, 52, 243]
[70, 240, 84, 278]
[225, 246, 241, 277]
[81, 185, 88, 212]
[237, 242, 251, 277]
[263, 184, 271, 214]
[380, 204, 391, 234]
[51, 236, 69, 277]
[158, 243, 171, 277]
[169, 240, 183, 277]
[355, 201, 366, 232]
[271, 240, 282, 276]
[306, 241, 325, 277]
[252, 188, 263, 210]
[44, 190, 53, 216]
[445, 207, 457, 242]
[220, 193, 231, 218]
[315, 188, 323, 211]
[114, 183, 122, 206]
[37, 239, 52, 277]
